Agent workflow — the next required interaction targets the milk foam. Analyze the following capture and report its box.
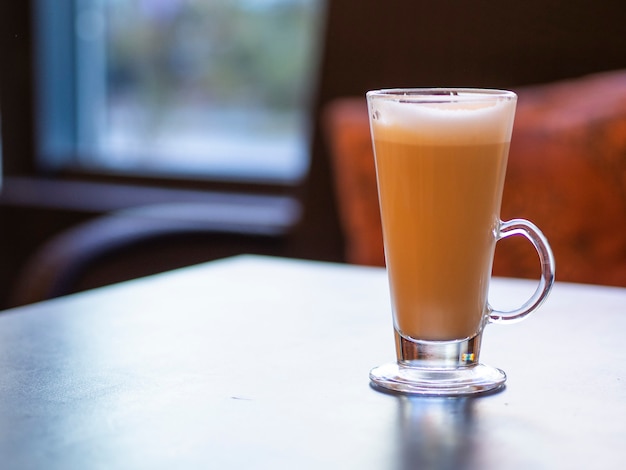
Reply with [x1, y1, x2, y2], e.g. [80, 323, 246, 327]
[369, 92, 517, 145]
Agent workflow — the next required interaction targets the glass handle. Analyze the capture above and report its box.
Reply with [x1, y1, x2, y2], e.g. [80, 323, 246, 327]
[488, 219, 556, 324]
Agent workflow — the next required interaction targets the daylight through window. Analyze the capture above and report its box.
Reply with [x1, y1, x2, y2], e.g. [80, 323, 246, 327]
[70, 0, 325, 183]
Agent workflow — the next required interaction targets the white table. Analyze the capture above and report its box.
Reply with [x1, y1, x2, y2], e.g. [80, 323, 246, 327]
[0, 255, 624, 469]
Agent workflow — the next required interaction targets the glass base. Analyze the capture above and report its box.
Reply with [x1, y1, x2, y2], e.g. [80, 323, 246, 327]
[370, 330, 506, 396]
[369, 362, 506, 396]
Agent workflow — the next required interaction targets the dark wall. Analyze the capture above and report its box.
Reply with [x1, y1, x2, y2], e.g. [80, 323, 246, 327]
[0, 2, 35, 175]
[319, 0, 626, 96]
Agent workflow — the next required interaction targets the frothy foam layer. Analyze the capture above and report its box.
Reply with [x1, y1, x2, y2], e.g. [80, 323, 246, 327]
[369, 93, 517, 145]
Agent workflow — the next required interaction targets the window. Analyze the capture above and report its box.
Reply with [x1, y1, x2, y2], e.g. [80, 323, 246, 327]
[35, 0, 326, 185]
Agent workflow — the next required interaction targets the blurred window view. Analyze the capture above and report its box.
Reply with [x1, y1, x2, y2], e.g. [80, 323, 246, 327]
[37, 0, 326, 184]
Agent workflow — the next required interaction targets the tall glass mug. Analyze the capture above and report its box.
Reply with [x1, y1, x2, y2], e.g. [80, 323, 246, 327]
[367, 89, 555, 395]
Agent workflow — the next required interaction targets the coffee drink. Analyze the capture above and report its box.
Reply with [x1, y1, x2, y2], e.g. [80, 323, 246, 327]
[370, 95, 516, 341]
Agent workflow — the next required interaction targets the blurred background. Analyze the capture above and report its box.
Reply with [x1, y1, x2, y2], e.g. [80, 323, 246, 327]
[1, 0, 625, 308]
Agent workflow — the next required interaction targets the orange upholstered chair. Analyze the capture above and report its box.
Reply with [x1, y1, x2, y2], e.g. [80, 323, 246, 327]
[323, 70, 626, 287]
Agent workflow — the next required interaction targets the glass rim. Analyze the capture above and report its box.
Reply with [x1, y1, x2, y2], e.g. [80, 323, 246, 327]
[366, 87, 517, 103]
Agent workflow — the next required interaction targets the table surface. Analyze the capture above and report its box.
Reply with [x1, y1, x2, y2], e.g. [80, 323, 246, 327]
[0, 255, 625, 469]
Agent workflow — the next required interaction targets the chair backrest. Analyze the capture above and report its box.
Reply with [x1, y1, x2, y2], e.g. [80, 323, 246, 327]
[323, 70, 626, 287]
[323, 99, 384, 267]
[9, 201, 300, 306]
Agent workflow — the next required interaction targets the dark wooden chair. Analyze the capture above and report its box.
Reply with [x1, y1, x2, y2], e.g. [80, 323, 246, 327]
[10, 201, 300, 306]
